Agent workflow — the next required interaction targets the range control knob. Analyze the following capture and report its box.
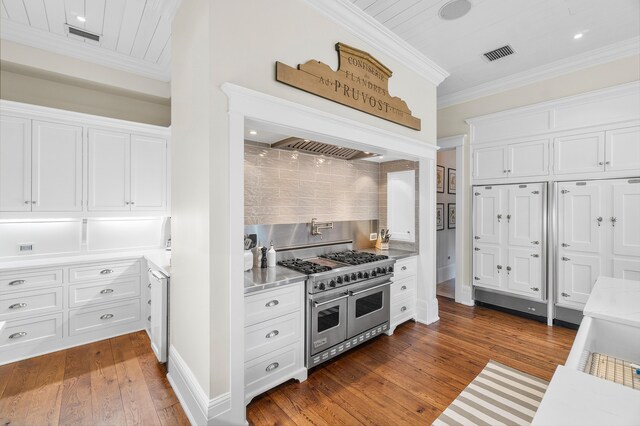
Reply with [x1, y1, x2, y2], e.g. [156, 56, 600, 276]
[371, 270, 377, 277]
[388, 266, 394, 273]
[380, 267, 387, 274]
[318, 282, 326, 290]
[376, 267, 383, 273]
[363, 272, 369, 279]
[357, 272, 363, 279]
[336, 276, 343, 284]
[351, 273, 357, 281]
[344, 275, 350, 283]
[329, 280, 336, 288]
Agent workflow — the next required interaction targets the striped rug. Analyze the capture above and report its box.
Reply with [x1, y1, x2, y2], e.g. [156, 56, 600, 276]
[433, 361, 549, 426]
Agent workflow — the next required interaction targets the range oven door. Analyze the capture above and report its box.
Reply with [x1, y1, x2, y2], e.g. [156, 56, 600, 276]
[309, 291, 348, 356]
[347, 278, 391, 338]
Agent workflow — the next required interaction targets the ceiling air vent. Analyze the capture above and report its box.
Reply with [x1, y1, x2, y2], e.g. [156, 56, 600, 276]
[483, 45, 515, 62]
[66, 25, 100, 42]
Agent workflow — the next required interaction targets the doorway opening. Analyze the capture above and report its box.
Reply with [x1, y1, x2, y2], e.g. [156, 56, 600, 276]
[436, 148, 456, 299]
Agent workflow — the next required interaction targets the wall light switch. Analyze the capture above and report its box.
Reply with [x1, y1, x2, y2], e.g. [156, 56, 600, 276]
[19, 244, 33, 252]
[370, 233, 377, 241]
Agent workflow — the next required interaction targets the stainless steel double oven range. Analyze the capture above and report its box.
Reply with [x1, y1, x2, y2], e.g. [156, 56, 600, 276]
[279, 245, 396, 367]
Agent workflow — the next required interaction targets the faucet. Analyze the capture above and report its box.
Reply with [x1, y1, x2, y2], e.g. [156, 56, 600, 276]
[311, 218, 333, 237]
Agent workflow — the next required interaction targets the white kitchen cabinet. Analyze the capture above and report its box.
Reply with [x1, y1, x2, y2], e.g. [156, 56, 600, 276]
[604, 126, 640, 173]
[557, 179, 640, 310]
[473, 183, 545, 300]
[507, 139, 549, 178]
[388, 256, 417, 335]
[473, 146, 506, 179]
[88, 129, 130, 211]
[87, 131, 167, 212]
[0, 116, 31, 212]
[553, 132, 605, 175]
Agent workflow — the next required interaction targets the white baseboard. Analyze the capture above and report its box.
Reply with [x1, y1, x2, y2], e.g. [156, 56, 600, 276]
[167, 346, 231, 425]
[436, 264, 456, 283]
[416, 297, 439, 325]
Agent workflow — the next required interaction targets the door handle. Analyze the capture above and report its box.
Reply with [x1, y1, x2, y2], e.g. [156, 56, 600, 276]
[506, 266, 511, 275]
[349, 282, 390, 296]
[530, 287, 539, 292]
[496, 265, 502, 273]
[561, 292, 570, 297]
[506, 214, 511, 223]
[313, 293, 349, 307]
[610, 217, 617, 227]
[531, 254, 539, 258]
[562, 257, 571, 261]
[497, 214, 502, 222]
[596, 216, 602, 226]
[531, 241, 539, 245]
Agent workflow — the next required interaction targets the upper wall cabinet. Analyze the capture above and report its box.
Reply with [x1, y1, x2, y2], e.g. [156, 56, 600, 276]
[387, 170, 415, 242]
[0, 101, 170, 217]
[605, 126, 640, 173]
[473, 139, 549, 180]
[553, 132, 604, 175]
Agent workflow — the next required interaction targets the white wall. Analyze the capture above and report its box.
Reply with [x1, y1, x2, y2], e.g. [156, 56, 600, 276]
[436, 149, 455, 282]
[437, 54, 640, 301]
[171, 0, 438, 404]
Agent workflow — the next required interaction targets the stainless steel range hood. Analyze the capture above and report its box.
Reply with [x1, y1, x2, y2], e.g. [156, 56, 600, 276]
[271, 137, 378, 160]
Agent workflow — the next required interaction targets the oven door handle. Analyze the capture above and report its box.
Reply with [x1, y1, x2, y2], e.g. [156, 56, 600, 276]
[349, 282, 390, 296]
[313, 293, 349, 308]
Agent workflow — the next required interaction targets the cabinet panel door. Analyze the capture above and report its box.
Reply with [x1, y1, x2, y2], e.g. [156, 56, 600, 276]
[473, 245, 502, 289]
[506, 248, 542, 299]
[0, 116, 31, 211]
[612, 259, 640, 282]
[554, 132, 604, 175]
[508, 184, 543, 248]
[474, 187, 502, 244]
[559, 183, 602, 253]
[559, 254, 601, 307]
[130, 135, 167, 211]
[507, 139, 549, 178]
[31, 121, 83, 212]
[88, 129, 130, 211]
[605, 126, 640, 172]
[612, 181, 640, 257]
[473, 146, 506, 179]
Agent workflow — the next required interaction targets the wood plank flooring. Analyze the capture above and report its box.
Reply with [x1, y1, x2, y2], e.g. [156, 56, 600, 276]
[0, 331, 188, 426]
[247, 296, 577, 425]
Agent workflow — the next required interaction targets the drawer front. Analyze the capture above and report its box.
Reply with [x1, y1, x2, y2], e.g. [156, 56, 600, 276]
[0, 269, 63, 294]
[69, 277, 141, 308]
[390, 294, 415, 326]
[393, 257, 417, 280]
[245, 311, 301, 362]
[69, 299, 140, 336]
[0, 313, 63, 350]
[245, 284, 302, 327]
[391, 275, 417, 300]
[0, 287, 63, 320]
[245, 342, 302, 391]
[69, 260, 141, 283]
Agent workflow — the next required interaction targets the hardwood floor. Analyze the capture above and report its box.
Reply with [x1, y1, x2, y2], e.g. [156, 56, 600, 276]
[247, 297, 577, 426]
[0, 331, 188, 426]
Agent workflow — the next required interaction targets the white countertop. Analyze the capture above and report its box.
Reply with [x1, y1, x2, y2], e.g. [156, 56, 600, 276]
[584, 276, 640, 328]
[532, 366, 640, 426]
[0, 249, 171, 276]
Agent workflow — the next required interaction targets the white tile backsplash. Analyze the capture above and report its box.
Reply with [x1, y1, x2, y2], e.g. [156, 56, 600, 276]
[0, 220, 82, 258]
[86, 218, 166, 251]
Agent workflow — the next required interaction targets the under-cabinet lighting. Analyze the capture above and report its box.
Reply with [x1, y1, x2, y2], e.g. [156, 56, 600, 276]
[573, 33, 583, 39]
[248, 130, 257, 135]
[76, 15, 86, 22]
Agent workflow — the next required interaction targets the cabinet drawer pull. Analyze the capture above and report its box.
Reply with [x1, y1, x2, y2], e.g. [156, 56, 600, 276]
[401, 266, 407, 271]
[100, 269, 114, 275]
[148, 316, 151, 321]
[148, 283, 152, 288]
[265, 362, 279, 372]
[265, 330, 279, 339]
[100, 314, 114, 320]
[9, 303, 27, 309]
[400, 306, 407, 312]
[265, 300, 279, 307]
[531, 287, 539, 292]
[8, 280, 26, 286]
[9, 332, 27, 339]
[401, 285, 407, 291]
[100, 289, 114, 294]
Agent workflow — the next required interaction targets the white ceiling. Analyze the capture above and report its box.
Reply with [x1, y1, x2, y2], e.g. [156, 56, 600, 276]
[0, 0, 180, 81]
[350, 0, 640, 105]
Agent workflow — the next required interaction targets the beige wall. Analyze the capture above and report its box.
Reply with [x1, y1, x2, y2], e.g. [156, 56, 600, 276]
[437, 54, 640, 299]
[172, 0, 438, 402]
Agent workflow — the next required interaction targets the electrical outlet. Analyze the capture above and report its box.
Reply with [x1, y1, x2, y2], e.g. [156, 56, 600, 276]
[19, 244, 33, 252]
[370, 233, 378, 241]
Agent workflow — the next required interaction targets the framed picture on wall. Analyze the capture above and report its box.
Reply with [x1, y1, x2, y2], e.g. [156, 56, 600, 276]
[448, 203, 456, 229]
[436, 166, 445, 193]
[436, 203, 445, 231]
[448, 168, 457, 194]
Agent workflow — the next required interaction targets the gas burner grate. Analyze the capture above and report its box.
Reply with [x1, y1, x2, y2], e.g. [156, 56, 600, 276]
[278, 259, 332, 274]
[320, 250, 389, 265]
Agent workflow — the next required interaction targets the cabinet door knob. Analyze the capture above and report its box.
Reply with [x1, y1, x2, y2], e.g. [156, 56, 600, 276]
[610, 217, 617, 227]
[130, 201, 135, 205]
[9, 302, 27, 309]
[100, 314, 114, 320]
[605, 161, 610, 165]
[598, 162, 604, 165]
[100, 288, 114, 294]
[24, 201, 30, 204]
[265, 300, 279, 307]
[265, 330, 279, 339]
[503, 170, 507, 173]
[31, 201, 37, 204]
[9, 332, 27, 339]
[125, 202, 130, 205]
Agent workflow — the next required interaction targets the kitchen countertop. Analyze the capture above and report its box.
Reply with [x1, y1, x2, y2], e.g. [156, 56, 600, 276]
[0, 249, 172, 276]
[583, 276, 640, 328]
[244, 265, 306, 295]
[361, 247, 417, 260]
[532, 365, 640, 426]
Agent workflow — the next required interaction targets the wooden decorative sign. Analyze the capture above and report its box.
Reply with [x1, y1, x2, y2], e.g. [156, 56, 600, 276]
[276, 43, 421, 130]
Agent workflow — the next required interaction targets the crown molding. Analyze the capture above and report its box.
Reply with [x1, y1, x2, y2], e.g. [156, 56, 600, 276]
[0, 18, 171, 82]
[438, 36, 640, 109]
[303, 0, 449, 86]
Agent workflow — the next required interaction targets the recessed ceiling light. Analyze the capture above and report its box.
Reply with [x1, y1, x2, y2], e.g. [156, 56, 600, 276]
[303, 139, 310, 142]
[439, 0, 471, 20]
[379, 156, 384, 160]
[364, 152, 370, 155]
[573, 33, 583, 39]
[249, 130, 257, 135]
[76, 15, 86, 22]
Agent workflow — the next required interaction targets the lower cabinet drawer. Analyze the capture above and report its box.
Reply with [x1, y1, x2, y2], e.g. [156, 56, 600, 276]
[69, 277, 141, 308]
[393, 256, 417, 280]
[390, 295, 415, 326]
[69, 260, 141, 283]
[0, 313, 63, 350]
[245, 311, 302, 362]
[245, 284, 302, 327]
[391, 275, 417, 300]
[0, 287, 63, 321]
[0, 269, 63, 294]
[68, 299, 140, 336]
[245, 342, 302, 393]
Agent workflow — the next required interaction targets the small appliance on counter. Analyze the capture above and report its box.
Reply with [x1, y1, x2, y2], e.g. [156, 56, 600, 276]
[244, 234, 257, 271]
